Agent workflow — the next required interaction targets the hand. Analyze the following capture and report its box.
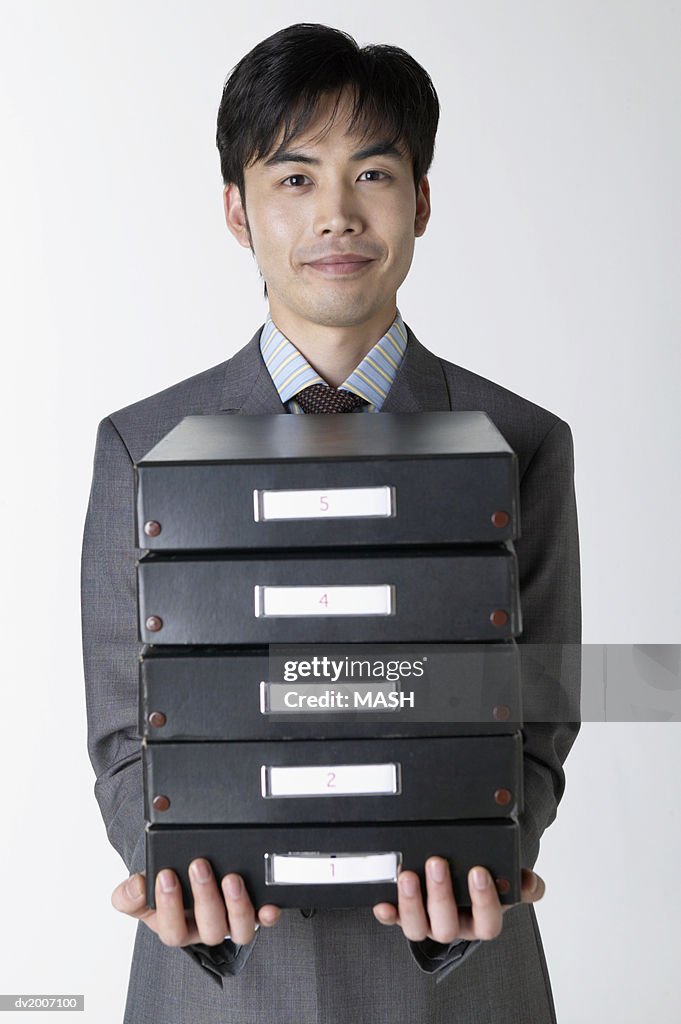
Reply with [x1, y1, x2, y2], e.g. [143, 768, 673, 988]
[111, 859, 282, 947]
[372, 860, 545, 943]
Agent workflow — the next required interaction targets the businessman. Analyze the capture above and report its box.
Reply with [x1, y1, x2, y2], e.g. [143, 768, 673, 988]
[82, 23, 580, 1023]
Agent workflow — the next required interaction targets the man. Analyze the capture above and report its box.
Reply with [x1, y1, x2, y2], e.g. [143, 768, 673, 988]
[82, 23, 580, 1024]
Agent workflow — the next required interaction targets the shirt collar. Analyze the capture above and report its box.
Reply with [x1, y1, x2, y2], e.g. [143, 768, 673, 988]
[259, 308, 408, 410]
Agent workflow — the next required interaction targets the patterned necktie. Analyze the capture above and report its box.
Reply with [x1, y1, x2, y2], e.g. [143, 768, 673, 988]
[295, 383, 368, 414]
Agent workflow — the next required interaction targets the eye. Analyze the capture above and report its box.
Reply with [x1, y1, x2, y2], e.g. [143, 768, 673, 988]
[359, 170, 390, 182]
[281, 174, 311, 187]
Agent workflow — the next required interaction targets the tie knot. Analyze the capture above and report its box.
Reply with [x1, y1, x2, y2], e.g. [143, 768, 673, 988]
[295, 383, 368, 414]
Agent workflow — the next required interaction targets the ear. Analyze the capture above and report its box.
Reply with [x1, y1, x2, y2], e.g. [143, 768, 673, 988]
[414, 175, 431, 238]
[223, 184, 253, 249]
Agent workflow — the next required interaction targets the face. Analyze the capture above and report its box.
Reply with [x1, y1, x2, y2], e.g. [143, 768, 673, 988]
[224, 89, 431, 331]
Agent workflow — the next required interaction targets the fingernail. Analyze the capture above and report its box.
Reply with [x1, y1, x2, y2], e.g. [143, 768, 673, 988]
[159, 870, 177, 893]
[190, 859, 212, 884]
[472, 868, 488, 890]
[529, 872, 539, 894]
[400, 874, 419, 897]
[125, 875, 144, 900]
[428, 859, 446, 883]
[225, 875, 242, 900]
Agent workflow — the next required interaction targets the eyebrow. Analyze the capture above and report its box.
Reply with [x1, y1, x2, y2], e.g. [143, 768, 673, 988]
[263, 141, 405, 167]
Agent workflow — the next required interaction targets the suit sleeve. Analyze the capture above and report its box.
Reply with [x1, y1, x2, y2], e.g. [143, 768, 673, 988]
[407, 416, 581, 980]
[80, 416, 260, 985]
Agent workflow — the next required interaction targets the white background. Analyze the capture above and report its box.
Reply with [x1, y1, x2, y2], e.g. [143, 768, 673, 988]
[1, 2, 679, 1021]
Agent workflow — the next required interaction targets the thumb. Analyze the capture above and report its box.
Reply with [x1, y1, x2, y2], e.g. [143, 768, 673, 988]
[520, 868, 545, 904]
[111, 873, 153, 919]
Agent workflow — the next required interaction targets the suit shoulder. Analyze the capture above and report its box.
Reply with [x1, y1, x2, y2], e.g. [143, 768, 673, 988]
[438, 352, 558, 423]
[105, 358, 229, 464]
[436, 353, 571, 467]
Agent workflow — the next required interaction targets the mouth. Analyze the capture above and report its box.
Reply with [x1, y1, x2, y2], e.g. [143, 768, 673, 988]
[306, 259, 374, 277]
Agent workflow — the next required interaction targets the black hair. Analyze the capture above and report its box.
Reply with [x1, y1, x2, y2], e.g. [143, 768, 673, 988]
[216, 23, 440, 299]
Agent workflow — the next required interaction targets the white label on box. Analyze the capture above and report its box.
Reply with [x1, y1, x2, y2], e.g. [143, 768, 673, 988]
[254, 584, 393, 617]
[254, 486, 394, 521]
[265, 851, 401, 885]
[261, 762, 399, 797]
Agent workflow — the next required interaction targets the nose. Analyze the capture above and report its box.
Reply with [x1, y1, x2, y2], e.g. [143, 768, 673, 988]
[312, 180, 365, 237]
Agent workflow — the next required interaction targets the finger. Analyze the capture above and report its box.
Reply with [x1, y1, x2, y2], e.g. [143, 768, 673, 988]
[500, 869, 547, 917]
[468, 867, 503, 941]
[189, 859, 230, 946]
[520, 868, 545, 904]
[155, 870, 191, 947]
[111, 874, 157, 928]
[396, 870, 429, 942]
[111, 873, 146, 915]
[424, 858, 461, 943]
[221, 874, 257, 945]
[372, 902, 399, 926]
[257, 904, 282, 928]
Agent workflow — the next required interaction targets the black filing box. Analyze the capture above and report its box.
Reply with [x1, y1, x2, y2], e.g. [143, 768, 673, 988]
[136, 411, 525, 909]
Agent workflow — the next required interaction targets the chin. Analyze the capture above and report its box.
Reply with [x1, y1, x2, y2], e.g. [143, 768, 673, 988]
[310, 306, 377, 328]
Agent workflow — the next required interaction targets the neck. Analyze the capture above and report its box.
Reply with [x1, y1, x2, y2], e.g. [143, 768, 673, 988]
[267, 299, 398, 388]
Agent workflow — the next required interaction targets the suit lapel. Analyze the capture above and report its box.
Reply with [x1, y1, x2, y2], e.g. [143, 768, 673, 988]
[381, 324, 451, 412]
[218, 322, 451, 414]
[219, 326, 287, 414]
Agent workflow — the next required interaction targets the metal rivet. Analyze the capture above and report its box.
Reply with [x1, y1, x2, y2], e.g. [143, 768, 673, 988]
[148, 711, 167, 728]
[144, 520, 162, 538]
[495, 877, 511, 896]
[491, 510, 510, 529]
[152, 794, 170, 812]
[490, 609, 508, 628]
[493, 704, 511, 721]
[146, 615, 163, 632]
[494, 788, 513, 806]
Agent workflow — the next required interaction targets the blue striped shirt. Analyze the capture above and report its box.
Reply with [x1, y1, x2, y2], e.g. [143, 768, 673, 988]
[259, 308, 408, 413]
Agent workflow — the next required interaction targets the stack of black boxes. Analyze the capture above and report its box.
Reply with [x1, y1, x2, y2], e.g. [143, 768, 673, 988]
[136, 411, 524, 910]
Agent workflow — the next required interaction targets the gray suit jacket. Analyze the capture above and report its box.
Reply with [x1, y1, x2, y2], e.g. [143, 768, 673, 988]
[81, 322, 580, 1024]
